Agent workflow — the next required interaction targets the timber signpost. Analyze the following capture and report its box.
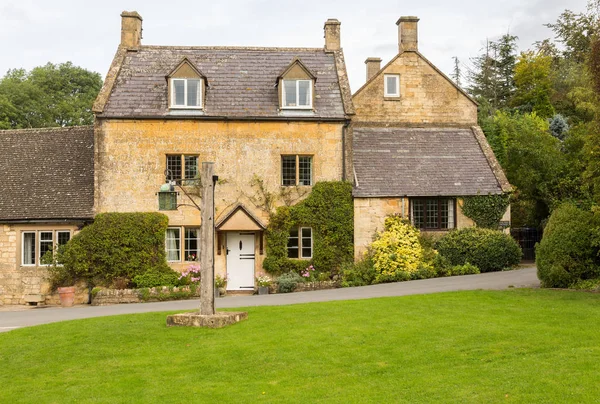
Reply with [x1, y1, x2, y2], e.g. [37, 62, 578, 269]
[166, 162, 248, 328]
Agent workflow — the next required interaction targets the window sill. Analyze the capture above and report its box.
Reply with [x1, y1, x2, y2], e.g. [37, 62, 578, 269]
[280, 184, 313, 188]
[383, 96, 402, 101]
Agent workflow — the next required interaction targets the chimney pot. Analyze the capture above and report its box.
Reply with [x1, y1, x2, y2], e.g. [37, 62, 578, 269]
[365, 57, 382, 81]
[324, 19, 341, 51]
[121, 11, 143, 49]
[396, 16, 419, 53]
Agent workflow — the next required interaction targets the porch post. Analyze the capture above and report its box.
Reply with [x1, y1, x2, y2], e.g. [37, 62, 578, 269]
[200, 162, 215, 315]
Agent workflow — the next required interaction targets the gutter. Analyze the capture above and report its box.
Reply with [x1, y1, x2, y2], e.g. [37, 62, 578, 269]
[95, 115, 348, 123]
[342, 119, 350, 181]
[0, 218, 93, 224]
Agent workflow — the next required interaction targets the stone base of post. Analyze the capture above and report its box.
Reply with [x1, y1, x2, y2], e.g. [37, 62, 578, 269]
[166, 311, 248, 329]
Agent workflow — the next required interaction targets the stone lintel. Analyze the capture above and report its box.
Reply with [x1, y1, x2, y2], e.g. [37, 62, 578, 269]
[166, 311, 248, 328]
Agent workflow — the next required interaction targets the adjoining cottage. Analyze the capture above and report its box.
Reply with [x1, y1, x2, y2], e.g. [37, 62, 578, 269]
[92, 12, 354, 292]
[350, 17, 511, 257]
[0, 126, 94, 304]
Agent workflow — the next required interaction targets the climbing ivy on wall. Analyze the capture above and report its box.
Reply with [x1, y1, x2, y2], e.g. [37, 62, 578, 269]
[461, 193, 511, 229]
[263, 181, 354, 276]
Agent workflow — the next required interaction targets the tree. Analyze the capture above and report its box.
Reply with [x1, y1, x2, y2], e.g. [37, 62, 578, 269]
[0, 62, 102, 129]
[512, 51, 555, 118]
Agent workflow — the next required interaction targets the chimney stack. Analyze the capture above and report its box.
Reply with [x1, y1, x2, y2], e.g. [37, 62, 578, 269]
[121, 11, 143, 49]
[396, 16, 419, 53]
[324, 19, 341, 51]
[365, 58, 382, 81]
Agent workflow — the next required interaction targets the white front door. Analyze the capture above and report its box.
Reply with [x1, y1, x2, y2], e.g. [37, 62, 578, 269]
[226, 232, 255, 291]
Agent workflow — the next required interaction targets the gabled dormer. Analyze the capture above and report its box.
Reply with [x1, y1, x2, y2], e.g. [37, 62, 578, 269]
[167, 58, 206, 110]
[277, 58, 316, 110]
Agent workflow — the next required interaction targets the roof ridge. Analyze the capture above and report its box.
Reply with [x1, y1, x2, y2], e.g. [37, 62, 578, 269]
[139, 45, 326, 52]
[0, 125, 93, 134]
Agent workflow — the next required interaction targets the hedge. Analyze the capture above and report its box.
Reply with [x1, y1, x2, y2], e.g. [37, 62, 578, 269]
[50, 212, 177, 288]
[435, 227, 522, 272]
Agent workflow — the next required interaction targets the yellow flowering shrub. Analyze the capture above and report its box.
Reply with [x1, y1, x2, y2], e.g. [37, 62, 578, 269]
[370, 215, 424, 282]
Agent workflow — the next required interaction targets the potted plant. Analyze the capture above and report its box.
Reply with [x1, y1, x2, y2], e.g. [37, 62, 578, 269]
[215, 274, 227, 297]
[256, 273, 272, 295]
[43, 246, 78, 307]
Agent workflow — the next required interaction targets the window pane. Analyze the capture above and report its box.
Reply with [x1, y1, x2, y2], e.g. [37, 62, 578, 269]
[166, 228, 181, 261]
[440, 200, 449, 229]
[447, 200, 455, 229]
[187, 79, 200, 106]
[166, 155, 182, 182]
[40, 231, 53, 264]
[287, 228, 299, 258]
[386, 75, 398, 95]
[57, 231, 71, 246]
[185, 228, 199, 261]
[23, 232, 35, 265]
[283, 80, 297, 107]
[298, 80, 310, 106]
[184, 155, 198, 183]
[301, 228, 312, 258]
[282, 155, 296, 186]
[412, 200, 424, 229]
[298, 156, 312, 186]
[426, 200, 439, 228]
[173, 80, 185, 105]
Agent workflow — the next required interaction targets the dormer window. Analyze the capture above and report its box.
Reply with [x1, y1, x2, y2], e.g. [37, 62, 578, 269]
[384, 74, 400, 97]
[167, 58, 206, 110]
[282, 79, 312, 109]
[171, 78, 203, 108]
[278, 57, 316, 111]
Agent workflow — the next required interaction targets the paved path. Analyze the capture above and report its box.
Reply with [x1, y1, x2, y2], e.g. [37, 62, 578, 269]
[0, 266, 538, 333]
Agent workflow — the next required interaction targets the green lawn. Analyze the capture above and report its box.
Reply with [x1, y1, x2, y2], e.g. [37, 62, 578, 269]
[1, 289, 600, 403]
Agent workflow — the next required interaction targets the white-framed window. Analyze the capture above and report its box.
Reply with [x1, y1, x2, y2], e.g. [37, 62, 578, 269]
[166, 227, 181, 262]
[170, 78, 203, 109]
[22, 232, 36, 266]
[21, 230, 72, 267]
[184, 227, 200, 262]
[287, 227, 312, 259]
[384, 74, 400, 97]
[281, 155, 313, 186]
[282, 79, 313, 109]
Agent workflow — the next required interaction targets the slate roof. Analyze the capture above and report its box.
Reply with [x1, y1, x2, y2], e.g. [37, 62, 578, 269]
[353, 127, 504, 197]
[100, 46, 349, 119]
[0, 126, 94, 221]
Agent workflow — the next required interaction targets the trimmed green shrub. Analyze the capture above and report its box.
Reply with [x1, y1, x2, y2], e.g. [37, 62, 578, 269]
[461, 193, 511, 229]
[132, 267, 181, 288]
[277, 272, 303, 293]
[370, 216, 424, 283]
[340, 256, 377, 287]
[436, 227, 522, 273]
[54, 212, 176, 288]
[264, 182, 354, 276]
[536, 203, 600, 288]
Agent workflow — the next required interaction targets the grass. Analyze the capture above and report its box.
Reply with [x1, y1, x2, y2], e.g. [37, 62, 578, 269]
[1, 289, 600, 403]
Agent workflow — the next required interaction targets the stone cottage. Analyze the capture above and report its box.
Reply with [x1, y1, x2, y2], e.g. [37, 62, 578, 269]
[0, 12, 510, 304]
[351, 17, 511, 257]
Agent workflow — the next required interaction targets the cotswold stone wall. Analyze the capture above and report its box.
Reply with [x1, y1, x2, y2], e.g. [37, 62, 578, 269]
[0, 224, 81, 305]
[353, 197, 475, 259]
[94, 119, 345, 279]
[92, 285, 201, 306]
[352, 52, 477, 126]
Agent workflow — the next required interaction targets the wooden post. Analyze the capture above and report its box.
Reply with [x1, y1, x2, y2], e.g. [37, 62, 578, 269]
[200, 162, 215, 315]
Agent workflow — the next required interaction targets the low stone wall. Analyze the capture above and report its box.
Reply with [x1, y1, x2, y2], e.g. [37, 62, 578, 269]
[293, 280, 339, 292]
[92, 285, 200, 306]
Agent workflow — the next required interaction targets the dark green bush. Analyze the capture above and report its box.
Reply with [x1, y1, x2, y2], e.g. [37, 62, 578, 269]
[56, 212, 175, 287]
[132, 267, 182, 288]
[276, 272, 303, 293]
[436, 227, 522, 272]
[461, 193, 511, 229]
[536, 203, 600, 288]
[340, 256, 377, 287]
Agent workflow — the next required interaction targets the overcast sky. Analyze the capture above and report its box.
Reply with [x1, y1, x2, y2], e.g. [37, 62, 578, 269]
[0, 0, 588, 92]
